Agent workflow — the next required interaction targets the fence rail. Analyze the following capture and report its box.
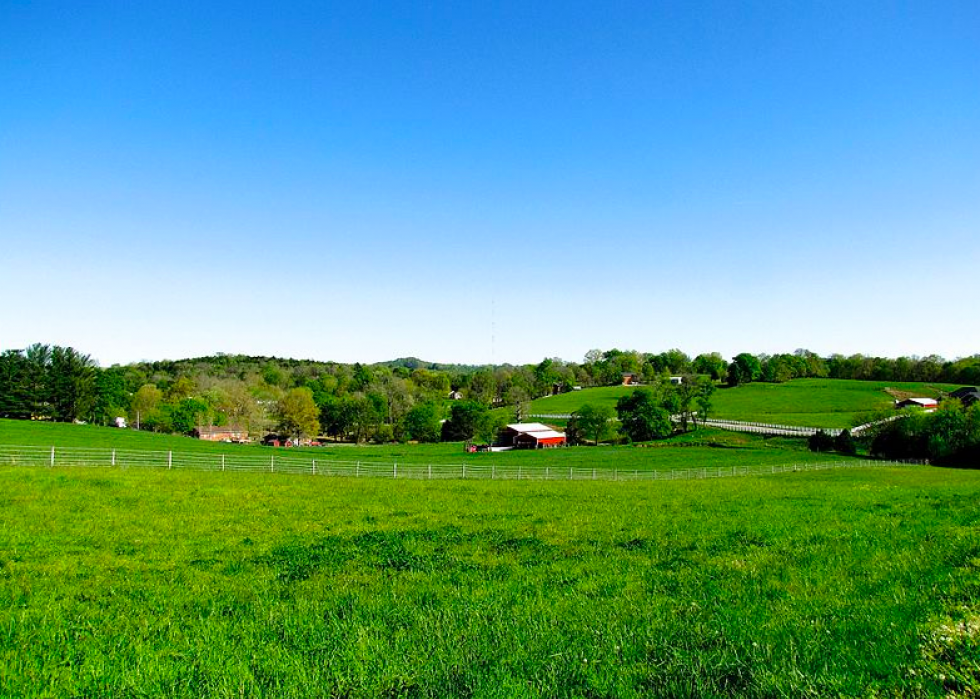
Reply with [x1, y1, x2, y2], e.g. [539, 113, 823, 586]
[529, 414, 850, 437]
[0, 445, 920, 482]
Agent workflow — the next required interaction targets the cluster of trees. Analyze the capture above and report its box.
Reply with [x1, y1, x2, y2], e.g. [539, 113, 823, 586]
[0, 344, 101, 423]
[808, 429, 857, 456]
[566, 380, 716, 446]
[727, 351, 980, 387]
[3, 343, 979, 446]
[869, 402, 980, 466]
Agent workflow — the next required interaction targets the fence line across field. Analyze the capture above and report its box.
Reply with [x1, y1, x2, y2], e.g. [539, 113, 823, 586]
[0, 445, 920, 482]
[530, 414, 885, 438]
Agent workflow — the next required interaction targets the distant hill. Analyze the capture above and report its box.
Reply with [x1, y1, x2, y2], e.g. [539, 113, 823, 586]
[374, 357, 493, 372]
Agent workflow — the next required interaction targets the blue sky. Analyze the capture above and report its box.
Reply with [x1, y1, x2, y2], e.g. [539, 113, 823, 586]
[2, 1, 978, 367]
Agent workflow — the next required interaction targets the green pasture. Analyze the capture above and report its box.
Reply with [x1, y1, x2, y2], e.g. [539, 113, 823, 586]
[525, 379, 960, 429]
[710, 379, 958, 428]
[1, 465, 978, 697]
[0, 418, 858, 473]
[527, 386, 633, 415]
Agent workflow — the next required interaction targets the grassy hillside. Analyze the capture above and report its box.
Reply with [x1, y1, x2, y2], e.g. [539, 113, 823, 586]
[525, 379, 959, 429]
[1, 465, 978, 697]
[527, 385, 634, 415]
[710, 379, 958, 428]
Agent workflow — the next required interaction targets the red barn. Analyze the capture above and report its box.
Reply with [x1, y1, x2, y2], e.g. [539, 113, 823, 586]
[498, 423, 566, 449]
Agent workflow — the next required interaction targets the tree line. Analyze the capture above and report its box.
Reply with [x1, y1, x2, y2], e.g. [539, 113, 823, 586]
[1, 344, 978, 444]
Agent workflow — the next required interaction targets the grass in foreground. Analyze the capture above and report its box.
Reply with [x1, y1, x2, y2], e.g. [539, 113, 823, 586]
[1, 465, 979, 697]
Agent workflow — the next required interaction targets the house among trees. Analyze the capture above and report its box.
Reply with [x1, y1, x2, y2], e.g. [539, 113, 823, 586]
[498, 423, 566, 449]
[621, 372, 640, 386]
[949, 387, 980, 407]
[949, 386, 980, 405]
[193, 426, 248, 442]
[895, 397, 938, 412]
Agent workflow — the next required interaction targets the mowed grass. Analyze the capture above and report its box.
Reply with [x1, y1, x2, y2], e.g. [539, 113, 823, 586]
[528, 386, 634, 415]
[710, 379, 959, 428]
[525, 379, 961, 429]
[1, 465, 979, 697]
[0, 419, 859, 472]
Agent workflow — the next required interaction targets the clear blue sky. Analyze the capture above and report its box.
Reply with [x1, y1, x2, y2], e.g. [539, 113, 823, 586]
[2, 1, 978, 367]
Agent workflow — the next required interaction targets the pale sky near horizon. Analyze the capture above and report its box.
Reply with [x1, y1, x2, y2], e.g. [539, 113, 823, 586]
[2, 1, 978, 368]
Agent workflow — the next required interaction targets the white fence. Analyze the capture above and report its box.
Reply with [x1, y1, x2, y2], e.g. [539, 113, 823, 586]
[531, 414, 881, 438]
[0, 445, 915, 482]
[697, 419, 842, 437]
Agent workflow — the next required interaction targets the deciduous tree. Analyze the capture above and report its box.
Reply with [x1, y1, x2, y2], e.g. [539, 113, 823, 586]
[575, 403, 615, 445]
[276, 387, 320, 441]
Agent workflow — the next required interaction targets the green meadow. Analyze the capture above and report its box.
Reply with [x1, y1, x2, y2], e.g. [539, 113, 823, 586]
[526, 379, 959, 429]
[0, 418, 855, 474]
[709, 379, 958, 428]
[1, 465, 979, 697]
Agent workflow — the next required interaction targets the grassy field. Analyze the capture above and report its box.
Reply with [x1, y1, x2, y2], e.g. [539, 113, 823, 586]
[1, 464, 978, 697]
[0, 418, 858, 473]
[525, 379, 960, 429]
[710, 379, 959, 428]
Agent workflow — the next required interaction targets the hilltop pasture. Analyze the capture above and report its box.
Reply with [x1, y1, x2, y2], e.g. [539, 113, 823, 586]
[1, 464, 978, 697]
[525, 379, 959, 429]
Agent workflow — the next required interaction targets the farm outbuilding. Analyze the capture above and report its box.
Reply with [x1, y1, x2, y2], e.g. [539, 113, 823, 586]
[498, 423, 566, 449]
[622, 373, 640, 386]
[193, 426, 248, 442]
[949, 387, 980, 407]
[895, 397, 938, 411]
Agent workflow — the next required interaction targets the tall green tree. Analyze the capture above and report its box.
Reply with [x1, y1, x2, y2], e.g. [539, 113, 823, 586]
[402, 401, 441, 443]
[727, 353, 762, 387]
[575, 403, 615, 445]
[616, 389, 672, 442]
[0, 350, 30, 419]
[24, 343, 51, 419]
[276, 387, 320, 441]
[48, 346, 96, 422]
[92, 367, 129, 426]
[132, 384, 163, 430]
[692, 352, 727, 381]
[441, 401, 488, 442]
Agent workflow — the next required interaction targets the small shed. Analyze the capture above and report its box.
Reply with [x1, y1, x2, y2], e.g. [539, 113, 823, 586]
[622, 372, 640, 386]
[895, 397, 938, 411]
[498, 422, 567, 449]
[949, 387, 980, 407]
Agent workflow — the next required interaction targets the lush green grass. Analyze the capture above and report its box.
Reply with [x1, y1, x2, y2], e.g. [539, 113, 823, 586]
[0, 418, 262, 453]
[523, 379, 960, 429]
[527, 386, 635, 415]
[0, 418, 858, 472]
[710, 379, 959, 428]
[1, 465, 978, 697]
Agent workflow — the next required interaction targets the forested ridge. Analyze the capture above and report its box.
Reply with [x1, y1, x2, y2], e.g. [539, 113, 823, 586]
[1, 345, 978, 445]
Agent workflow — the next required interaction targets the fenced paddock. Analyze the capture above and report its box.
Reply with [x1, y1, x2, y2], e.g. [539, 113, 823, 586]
[0, 445, 919, 482]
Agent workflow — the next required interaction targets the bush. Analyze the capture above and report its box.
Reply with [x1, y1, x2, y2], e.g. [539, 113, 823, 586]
[833, 429, 857, 455]
[808, 430, 835, 453]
